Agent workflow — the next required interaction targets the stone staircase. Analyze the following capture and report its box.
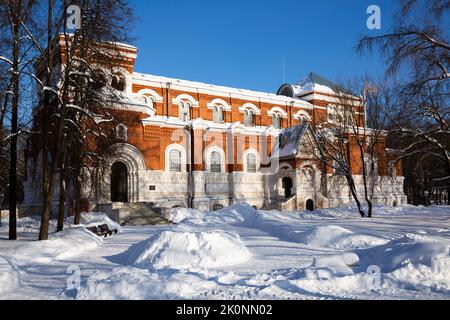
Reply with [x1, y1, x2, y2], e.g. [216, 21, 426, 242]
[98, 202, 171, 226]
[261, 195, 297, 211]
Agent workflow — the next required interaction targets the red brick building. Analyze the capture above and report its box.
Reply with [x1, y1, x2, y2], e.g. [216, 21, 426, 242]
[23, 42, 406, 221]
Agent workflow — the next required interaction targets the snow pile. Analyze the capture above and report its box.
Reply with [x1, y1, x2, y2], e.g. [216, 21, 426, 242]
[311, 253, 360, 275]
[360, 233, 450, 273]
[168, 207, 203, 223]
[296, 204, 450, 220]
[130, 230, 251, 270]
[203, 203, 258, 225]
[12, 226, 103, 264]
[299, 225, 388, 250]
[76, 267, 216, 300]
[286, 233, 450, 298]
[0, 256, 21, 295]
[203, 206, 386, 250]
[76, 212, 122, 233]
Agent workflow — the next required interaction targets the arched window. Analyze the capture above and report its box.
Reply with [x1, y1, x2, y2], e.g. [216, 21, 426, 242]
[213, 106, 224, 123]
[179, 101, 190, 122]
[272, 113, 281, 129]
[244, 110, 254, 127]
[210, 151, 222, 172]
[212, 203, 223, 211]
[364, 155, 378, 178]
[294, 110, 311, 123]
[116, 124, 127, 141]
[143, 96, 154, 108]
[246, 153, 257, 173]
[111, 74, 126, 91]
[169, 149, 182, 172]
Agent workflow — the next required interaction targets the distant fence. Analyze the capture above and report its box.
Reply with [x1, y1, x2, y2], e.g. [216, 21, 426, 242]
[406, 186, 449, 206]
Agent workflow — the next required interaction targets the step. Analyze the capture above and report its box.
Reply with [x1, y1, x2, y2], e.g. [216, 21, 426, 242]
[113, 202, 170, 226]
[126, 218, 171, 226]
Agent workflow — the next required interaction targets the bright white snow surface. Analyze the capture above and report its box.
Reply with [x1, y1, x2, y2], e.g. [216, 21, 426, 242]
[0, 204, 449, 300]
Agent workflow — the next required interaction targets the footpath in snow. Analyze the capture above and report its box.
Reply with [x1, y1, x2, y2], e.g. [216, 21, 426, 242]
[0, 204, 449, 300]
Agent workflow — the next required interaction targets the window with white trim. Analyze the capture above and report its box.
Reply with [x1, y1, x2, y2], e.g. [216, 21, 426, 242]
[169, 149, 182, 172]
[272, 113, 281, 129]
[210, 151, 222, 172]
[111, 74, 126, 91]
[246, 153, 257, 173]
[143, 96, 154, 108]
[364, 155, 378, 178]
[179, 101, 190, 121]
[244, 109, 254, 126]
[213, 106, 224, 123]
[116, 123, 127, 141]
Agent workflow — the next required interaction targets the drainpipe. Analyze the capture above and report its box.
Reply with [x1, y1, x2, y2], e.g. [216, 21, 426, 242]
[289, 100, 294, 127]
[188, 124, 194, 208]
[203, 127, 211, 197]
[165, 82, 171, 119]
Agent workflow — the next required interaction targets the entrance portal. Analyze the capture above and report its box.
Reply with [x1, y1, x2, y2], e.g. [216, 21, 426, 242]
[111, 162, 128, 202]
[306, 199, 314, 211]
[282, 177, 293, 198]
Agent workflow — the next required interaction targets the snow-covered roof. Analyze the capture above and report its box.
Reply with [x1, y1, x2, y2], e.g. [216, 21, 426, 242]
[133, 72, 313, 107]
[100, 87, 148, 108]
[295, 72, 338, 95]
[273, 123, 309, 159]
[278, 72, 355, 98]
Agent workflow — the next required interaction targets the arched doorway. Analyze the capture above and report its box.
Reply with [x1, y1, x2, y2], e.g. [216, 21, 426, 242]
[111, 162, 128, 202]
[282, 177, 293, 198]
[306, 199, 314, 211]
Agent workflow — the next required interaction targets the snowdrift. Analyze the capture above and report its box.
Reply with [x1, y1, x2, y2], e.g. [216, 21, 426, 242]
[0, 256, 21, 295]
[76, 267, 216, 300]
[359, 233, 450, 273]
[199, 204, 387, 250]
[296, 204, 450, 220]
[129, 230, 251, 270]
[288, 233, 450, 297]
[76, 212, 123, 233]
[299, 225, 388, 249]
[12, 226, 103, 264]
[168, 207, 203, 223]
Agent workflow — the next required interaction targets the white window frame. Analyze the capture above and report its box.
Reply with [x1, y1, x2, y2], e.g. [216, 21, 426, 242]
[116, 123, 128, 141]
[294, 110, 312, 123]
[243, 148, 259, 173]
[239, 103, 261, 127]
[136, 88, 164, 104]
[267, 106, 288, 118]
[213, 106, 224, 123]
[244, 109, 254, 127]
[205, 145, 226, 173]
[178, 101, 191, 122]
[364, 154, 378, 178]
[165, 143, 187, 172]
[272, 113, 281, 129]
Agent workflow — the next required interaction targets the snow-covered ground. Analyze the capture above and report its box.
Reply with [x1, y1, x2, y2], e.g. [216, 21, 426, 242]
[0, 204, 449, 300]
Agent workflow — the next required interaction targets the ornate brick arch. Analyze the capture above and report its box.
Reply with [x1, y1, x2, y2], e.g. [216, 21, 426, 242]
[107, 143, 147, 202]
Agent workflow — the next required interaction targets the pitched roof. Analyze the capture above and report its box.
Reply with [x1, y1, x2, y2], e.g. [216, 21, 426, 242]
[296, 72, 354, 96]
[272, 123, 309, 159]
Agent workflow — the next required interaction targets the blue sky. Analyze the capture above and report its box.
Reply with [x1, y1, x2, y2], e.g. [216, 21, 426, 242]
[129, 0, 398, 93]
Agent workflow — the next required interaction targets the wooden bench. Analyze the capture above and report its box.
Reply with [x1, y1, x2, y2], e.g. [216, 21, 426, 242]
[98, 224, 118, 236]
[86, 224, 118, 237]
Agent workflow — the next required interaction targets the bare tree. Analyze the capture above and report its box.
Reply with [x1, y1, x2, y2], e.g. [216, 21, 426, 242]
[21, 0, 134, 238]
[0, 0, 37, 239]
[305, 78, 392, 217]
[358, 0, 450, 204]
